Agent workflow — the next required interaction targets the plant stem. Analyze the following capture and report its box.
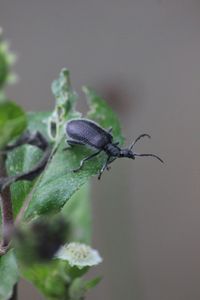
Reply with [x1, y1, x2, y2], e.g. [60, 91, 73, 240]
[0, 154, 14, 248]
[9, 284, 17, 300]
[0, 155, 17, 300]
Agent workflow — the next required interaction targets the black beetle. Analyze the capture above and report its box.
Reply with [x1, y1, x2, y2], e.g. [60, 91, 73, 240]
[66, 118, 163, 179]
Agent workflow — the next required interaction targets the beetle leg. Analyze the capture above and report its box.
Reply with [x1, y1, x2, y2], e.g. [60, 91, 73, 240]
[108, 157, 117, 165]
[98, 156, 111, 180]
[63, 139, 85, 151]
[134, 153, 164, 163]
[107, 127, 113, 133]
[113, 142, 119, 146]
[106, 165, 111, 171]
[67, 139, 85, 146]
[105, 156, 116, 171]
[73, 150, 102, 172]
[105, 154, 122, 172]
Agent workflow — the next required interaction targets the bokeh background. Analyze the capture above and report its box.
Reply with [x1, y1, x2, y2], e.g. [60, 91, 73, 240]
[1, 1, 200, 299]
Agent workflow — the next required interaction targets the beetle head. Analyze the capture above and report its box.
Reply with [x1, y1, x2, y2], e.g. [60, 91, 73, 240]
[119, 132, 164, 163]
[120, 148, 135, 159]
[120, 147, 164, 163]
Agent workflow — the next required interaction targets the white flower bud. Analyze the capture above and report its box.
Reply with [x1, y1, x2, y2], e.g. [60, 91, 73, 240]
[55, 242, 102, 268]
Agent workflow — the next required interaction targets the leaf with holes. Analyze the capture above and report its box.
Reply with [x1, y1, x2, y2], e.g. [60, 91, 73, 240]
[24, 86, 123, 219]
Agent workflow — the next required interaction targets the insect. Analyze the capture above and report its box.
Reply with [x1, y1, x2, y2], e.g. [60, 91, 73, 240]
[66, 118, 163, 179]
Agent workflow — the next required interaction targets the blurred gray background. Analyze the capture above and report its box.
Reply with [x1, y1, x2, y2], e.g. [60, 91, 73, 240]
[1, 0, 200, 299]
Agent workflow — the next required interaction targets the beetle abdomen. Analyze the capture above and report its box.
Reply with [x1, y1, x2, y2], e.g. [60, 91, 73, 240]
[66, 119, 112, 149]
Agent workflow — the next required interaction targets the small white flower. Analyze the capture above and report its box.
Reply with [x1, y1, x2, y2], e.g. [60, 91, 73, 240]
[55, 242, 102, 268]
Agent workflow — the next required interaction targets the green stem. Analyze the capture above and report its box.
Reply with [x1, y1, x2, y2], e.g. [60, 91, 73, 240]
[0, 154, 14, 249]
[0, 154, 17, 300]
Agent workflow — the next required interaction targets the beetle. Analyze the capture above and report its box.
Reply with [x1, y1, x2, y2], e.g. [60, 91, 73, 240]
[66, 118, 163, 179]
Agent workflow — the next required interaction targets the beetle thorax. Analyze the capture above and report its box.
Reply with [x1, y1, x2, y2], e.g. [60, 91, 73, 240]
[104, 143, 120, 157]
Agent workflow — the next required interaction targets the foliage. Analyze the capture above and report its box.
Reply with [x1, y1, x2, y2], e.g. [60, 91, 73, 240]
[0, 34, 124, 300]
[0, 30, 16, 98]
[0, 250, 18, 300]
[0, 100, 27, 149]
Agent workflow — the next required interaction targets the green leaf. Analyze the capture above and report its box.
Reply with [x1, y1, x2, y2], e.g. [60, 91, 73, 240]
[0, 250, 19, 300]
[0, 47, 9, 89]
[24, 85, 124, 219]
[0, 41, 15, 90]
[62, 183, 91, 244]
[0, 100, 27, 149]
[68, 276, 102, 300]
[6, 112, 49, 218]
[84, 276, 102, 290]
[51, 68, 77, 114]
[69, 278, 85, 300]
[20, 260, 69, 300]
[21, 260, 88, 300]
[5, 69, 80, 220]
[4, 70, 123, 221]
[48, 68, 80, 141]
[84, 86, 124, 145]
[21, 258, 99, 300]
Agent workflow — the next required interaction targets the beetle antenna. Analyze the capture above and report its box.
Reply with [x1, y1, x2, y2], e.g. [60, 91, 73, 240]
[134, 153, 164, 163]
[129, 134, 151, 150]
